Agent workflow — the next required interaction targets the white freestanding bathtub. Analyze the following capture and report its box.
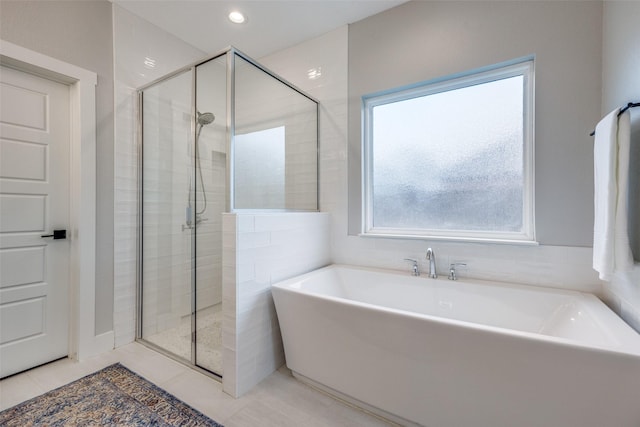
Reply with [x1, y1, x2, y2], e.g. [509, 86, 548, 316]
[271, 264, 640, 427]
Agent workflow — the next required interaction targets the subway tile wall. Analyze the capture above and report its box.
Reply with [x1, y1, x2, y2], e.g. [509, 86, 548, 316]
[233, 58, 318, 211]
[222, 212, 331, 397]
[603, 268, 640, 332]
[112, 5, 206, 346]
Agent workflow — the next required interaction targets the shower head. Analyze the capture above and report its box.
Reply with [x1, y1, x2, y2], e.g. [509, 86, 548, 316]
[197, 111, 215, 126]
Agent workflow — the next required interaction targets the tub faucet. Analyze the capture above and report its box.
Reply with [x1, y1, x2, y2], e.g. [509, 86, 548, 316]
[403, 258, 420, 276]
[426, 248, 437, 278]
[448, 263, 467, 281]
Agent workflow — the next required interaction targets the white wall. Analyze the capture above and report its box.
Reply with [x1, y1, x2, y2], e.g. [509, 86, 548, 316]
[0, 0, 115, 335]
[262, 21, 601, 295]
[601, 1, 640, 332]
[348, 1, 602, 248]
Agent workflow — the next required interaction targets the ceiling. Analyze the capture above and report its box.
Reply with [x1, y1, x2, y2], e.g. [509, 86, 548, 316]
[113, 0, 407, 58]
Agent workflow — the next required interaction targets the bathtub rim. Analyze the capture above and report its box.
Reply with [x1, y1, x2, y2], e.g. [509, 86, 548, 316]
[271, 263, 640, 358]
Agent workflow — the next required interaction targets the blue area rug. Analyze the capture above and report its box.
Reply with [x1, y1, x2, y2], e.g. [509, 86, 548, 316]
[0, 363, 223, 426]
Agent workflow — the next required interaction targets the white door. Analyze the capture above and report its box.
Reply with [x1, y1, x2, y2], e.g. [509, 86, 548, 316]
[0, 65, 70, 378]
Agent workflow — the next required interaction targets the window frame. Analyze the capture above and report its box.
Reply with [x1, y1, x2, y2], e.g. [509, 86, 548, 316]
[362, 58, 536, 244]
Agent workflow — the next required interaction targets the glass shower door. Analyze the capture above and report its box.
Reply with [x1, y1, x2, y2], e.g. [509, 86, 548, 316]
[193, 56, 227, 375]
[139, 48, 318, 379]
[140, 56, 227, 377]
[140, 69, 195, 364]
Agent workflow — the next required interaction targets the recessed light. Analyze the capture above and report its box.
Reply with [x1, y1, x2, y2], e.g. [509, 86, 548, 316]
[228, 11, 245, 24]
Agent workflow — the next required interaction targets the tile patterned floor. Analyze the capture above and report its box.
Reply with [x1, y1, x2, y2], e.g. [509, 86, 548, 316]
[145, 305, 223, 374]
[0, 343, 396, 426]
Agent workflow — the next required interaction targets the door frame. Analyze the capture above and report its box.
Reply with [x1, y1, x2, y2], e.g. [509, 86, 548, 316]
[1, 40, 114, 361]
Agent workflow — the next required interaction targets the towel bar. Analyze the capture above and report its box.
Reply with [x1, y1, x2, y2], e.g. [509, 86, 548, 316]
[590, 102, 639, 136]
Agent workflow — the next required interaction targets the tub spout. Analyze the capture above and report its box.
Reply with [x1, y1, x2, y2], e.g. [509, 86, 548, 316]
[426, 248, 437, 278]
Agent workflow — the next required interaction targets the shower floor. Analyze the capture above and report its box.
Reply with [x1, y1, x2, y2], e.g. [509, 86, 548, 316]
[145, 303, 223, 375]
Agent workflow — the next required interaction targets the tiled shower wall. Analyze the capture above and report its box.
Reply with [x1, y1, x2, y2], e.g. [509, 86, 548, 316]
[140, 73, 226, 337]
[222, 212, 331, 397]
[140, 83, 193, 335]
[233, 57, 318, 211]
[113, 5, 205, 346]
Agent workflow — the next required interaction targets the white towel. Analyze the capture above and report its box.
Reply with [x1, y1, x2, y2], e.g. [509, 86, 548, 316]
[593, 109, 634, 281]
[614, 111, 634, 272]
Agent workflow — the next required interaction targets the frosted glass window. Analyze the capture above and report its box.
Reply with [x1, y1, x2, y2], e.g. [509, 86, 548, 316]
[234, 126, 285, 209]
[363, 59, 534, 242]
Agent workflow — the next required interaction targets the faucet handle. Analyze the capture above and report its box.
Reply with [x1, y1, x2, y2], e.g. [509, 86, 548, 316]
[448, 263, 467, 281]
[403, 258, 420, 276]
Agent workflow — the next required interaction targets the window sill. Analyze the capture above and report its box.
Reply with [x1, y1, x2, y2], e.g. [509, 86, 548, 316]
[359, 231, 539, 246]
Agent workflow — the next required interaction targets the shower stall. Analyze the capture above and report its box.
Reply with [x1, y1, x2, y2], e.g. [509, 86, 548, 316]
[137, 48, 318, 377]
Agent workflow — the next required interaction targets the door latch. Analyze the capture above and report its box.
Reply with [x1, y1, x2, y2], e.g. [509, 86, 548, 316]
[41, 229, 66, 239]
